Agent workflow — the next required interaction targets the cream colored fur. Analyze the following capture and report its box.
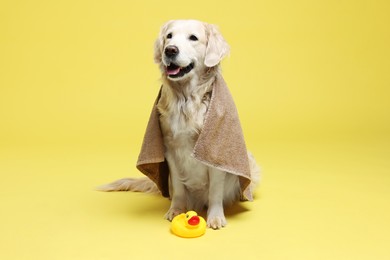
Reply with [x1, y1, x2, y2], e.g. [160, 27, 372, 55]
[99, 20, 260, 229]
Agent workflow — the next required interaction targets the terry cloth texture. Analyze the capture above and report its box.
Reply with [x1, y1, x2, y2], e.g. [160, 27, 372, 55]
[136, 74, 253, 201]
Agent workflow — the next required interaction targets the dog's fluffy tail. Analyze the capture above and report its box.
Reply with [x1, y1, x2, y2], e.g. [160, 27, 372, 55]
[97, 177, 160, 194]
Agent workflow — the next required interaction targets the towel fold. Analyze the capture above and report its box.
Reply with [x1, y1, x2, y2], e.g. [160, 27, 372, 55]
[136, 74, 253, 201]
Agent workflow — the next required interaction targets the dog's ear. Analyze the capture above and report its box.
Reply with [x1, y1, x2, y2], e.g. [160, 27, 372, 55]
[153, 33, 163, 63]
[204, 23, 230, 67]
[154, 21, 173, 63]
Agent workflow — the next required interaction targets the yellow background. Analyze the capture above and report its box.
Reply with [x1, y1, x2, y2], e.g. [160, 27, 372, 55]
[1, 0, 389, 259]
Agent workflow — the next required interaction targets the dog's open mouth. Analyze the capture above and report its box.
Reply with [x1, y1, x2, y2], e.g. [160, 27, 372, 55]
[166, 63, 194, 78]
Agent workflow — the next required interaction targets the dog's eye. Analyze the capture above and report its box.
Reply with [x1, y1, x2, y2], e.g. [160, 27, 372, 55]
[166, 33, 172, 39]
[189, 35, 198, 41]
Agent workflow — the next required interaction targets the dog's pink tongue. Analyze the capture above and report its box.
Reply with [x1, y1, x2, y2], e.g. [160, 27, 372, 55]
[166, 67, 181, 75]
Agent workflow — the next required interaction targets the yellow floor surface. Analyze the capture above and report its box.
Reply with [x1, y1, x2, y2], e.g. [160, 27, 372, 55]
[1, 137, 389, 259]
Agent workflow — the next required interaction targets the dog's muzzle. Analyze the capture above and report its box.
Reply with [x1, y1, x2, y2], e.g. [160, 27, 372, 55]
[166, 62, 195, 78]
[164, 45, 195, 79]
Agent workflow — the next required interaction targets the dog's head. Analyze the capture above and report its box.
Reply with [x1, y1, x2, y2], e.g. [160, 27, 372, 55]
[154, 20, 230, 81]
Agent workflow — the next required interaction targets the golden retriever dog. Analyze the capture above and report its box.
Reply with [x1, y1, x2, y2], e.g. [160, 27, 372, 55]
[100, 20, 259, 229]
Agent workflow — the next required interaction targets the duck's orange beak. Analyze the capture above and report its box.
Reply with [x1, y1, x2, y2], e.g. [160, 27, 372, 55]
[188, 216, 200, 226]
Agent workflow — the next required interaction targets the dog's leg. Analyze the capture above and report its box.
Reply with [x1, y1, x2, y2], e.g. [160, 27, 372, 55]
[207, 167, 227, 229]
[164, 159, 187, 221]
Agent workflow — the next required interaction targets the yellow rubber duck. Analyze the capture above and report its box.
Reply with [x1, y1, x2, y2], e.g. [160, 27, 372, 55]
[171, 211, 207, 238]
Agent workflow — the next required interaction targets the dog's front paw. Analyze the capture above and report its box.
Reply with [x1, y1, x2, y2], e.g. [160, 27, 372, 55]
[164, 208, 185, 221]
[207, 214, 227, 229]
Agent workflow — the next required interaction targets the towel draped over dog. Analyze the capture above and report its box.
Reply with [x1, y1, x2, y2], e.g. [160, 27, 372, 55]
[136, 74, 253, 201]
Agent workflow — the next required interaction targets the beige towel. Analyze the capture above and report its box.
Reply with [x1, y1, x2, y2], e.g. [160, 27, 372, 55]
[136, 74, 253, 201]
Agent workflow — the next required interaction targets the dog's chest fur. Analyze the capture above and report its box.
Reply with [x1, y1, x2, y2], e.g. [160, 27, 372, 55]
[157, 80, 213, 194]
[157, 80, 212, 148]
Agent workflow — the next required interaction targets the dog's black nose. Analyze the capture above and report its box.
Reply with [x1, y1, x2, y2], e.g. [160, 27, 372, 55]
[165, 45, 179, 58]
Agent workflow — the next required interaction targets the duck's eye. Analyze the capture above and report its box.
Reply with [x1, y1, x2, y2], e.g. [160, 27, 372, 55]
[186, 214, 189, 218]
[167, 33, 172, 39]
[189, 35, 198, 41]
